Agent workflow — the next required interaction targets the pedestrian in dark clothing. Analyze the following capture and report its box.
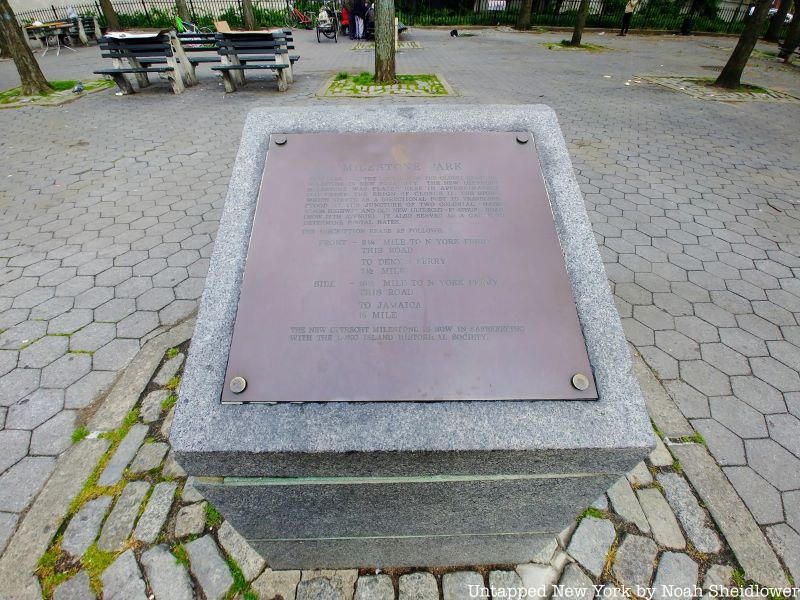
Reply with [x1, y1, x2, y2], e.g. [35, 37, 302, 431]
[618, 0, 639, 35]
[353, 0, 366, 39]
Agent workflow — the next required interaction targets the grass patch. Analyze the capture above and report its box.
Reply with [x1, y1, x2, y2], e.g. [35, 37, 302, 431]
[206, 503, 223, 528]
[1, 79, 114, 107]
[167, 346, 180, 359]
[676, 431, 706, 445]
[71, 426, 89, 444]
[166, 375, 181, 391]
[578, 506, 606, 522]
[225, 558, 249, 599]
[161, 394, 178, 412]
[172, 543, 190, 568]
[82, 544, 118, 596]
[37, 542, 77, 598]
[327, 72, 449, 96]
[543, 40, 607, 51]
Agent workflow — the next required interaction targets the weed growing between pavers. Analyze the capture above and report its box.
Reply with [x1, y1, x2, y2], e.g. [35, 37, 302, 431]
[206, 502, 224, 528]
[71, 426, 89, 444]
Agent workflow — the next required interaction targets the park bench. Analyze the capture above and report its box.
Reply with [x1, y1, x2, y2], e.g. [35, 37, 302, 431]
[211, 31, 296, 92]
[94, 33, 185, 95]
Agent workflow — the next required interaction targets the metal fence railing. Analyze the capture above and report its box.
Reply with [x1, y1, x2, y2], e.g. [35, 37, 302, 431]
[13, 0, 790, 36]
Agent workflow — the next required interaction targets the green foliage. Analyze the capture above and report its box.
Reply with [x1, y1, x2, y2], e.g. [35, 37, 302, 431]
[224, 558, 249, 599]
[205, 502, 223, 528]
[172, 544, 190, 567]
[82, 544, 119, 595]
[71, 426, 89, 444]
[166, 375, 181, 391]
[578, 506, 606, 521]
[167, 347, 180, 359]
[161, 394, 178, 411]
[336, 71, 349, 80]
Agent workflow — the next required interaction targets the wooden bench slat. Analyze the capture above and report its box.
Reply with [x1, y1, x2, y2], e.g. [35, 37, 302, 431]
[94, 67, 174, 74]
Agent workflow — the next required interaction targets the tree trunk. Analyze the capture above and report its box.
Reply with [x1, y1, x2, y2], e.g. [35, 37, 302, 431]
[0, 29, 11, 58]
[714, 0, 771, 88]
[569, 0, 590, 45]
[764, 0, 791, 40]
[242, 0, 256, 29]
[374, 0, 396, 83]
[0, 0, 52, 95]
[779, 12, 800, 59]
[100, 0, 121, 30]
[516, 0, 533, 29]
[176, 0, 191, 22]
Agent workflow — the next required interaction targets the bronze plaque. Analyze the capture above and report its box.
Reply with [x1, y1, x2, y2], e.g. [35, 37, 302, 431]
[222, 132, 597, 403]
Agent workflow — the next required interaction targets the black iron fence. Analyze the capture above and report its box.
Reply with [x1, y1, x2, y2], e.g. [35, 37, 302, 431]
[13, 0, 790, 36]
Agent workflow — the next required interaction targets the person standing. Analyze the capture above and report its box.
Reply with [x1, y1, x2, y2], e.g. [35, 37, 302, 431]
[353, 0, 366, 39]
[618, 0, 639, 36]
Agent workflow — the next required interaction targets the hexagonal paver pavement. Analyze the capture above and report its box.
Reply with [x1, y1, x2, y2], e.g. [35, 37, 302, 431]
[1, 28, 799, 574]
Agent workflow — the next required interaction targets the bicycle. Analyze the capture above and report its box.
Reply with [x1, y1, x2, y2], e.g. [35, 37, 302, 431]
[316, 4, 338, 42]
[284, 1, 315, 29]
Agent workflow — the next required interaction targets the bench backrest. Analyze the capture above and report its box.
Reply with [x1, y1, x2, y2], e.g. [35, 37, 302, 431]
[100, 34, 174, 60]
[176, 32, 217, 52]
[215, 32, 291, 57]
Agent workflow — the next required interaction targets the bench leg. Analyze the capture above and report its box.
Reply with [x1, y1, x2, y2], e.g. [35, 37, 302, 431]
[128, 58, 150, 88]
[276, 69, 288, 92]
[166, 57, 185, 94]
[111, 73, 135, 94]
[221, 71, 237, 93]
[170, 32, 198, 86]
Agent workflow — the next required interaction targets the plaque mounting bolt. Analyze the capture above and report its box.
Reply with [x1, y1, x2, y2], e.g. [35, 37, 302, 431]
[274, 135, 287, 146]
[516, 133, 530, 144]
[571, 373, 590, 391]
[230, 376, 247, 394]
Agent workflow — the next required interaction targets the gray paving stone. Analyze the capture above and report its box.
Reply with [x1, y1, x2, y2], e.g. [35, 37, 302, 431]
[607, 477, 650, 534]
[298, 578, 344, 600]
[517, 563, 559, 593]
[97, 481, 150, 551]
[185, 534, 234, 600]
[652, 553, 699, 600]
[0, 429, 30, 474]
[399, 572, 439, 600]
[153, 353, 185, 386]
[664, 380, 710, 419]
[53, 570, 93, 600]
[101, 548, 147, 600]
[443, 571, 485, 600]
[355, 574, 394, 600]
[612, 534, 658, 589]
[657, 472, 721, 553]
[566, 516, 616, 577]
[47, 309, 93, 334]
[0, 511, 18, 555]
[765, 524, 800, 583]
[703, 565, 733, 590]
[41, 353, 92, 388]
[671, 444, 788, 587]
[116, 311, 159, 339]
[555, 564, 594, 598]
[0, 456, 55, 512]
[766, 413, 800, 457]
[65, 370, 117, 409]
[709, 396, 767, 439]
[30, 410, 76, 455]
[175, 501, 206, 538]
[746, 438, 800, 491]
[140, 544, 194, 600]
[129, 441, 169, 473]
[751, 356, 800, 392]
[181, 476, 204, 503]
[218, 520, 266, 582]
[680, 361, 731, 397]
[134, 481, 177, 544]
[722, 467, 784, 525]
[489, 570, 524, 598]
[69, 322, 116, 353]
[301, 570, 358, 600]
[636, 488, 686, 550]
[140, 389, 170, 423]
[98, 423, 148, 486]
[253, 569, 302, 600]
[0, 368, 40, 408]
[61, 496, 113, 558]
[18, 335, 69, 369]
[162, 450, 186, 478]
[649, 437, 673, 467]
[92, 338, 140, 371]
[627, 463, 652, 488]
